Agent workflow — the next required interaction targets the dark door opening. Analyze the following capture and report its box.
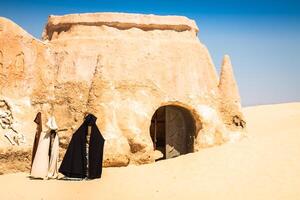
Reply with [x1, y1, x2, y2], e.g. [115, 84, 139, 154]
[150, 105, 195, 160]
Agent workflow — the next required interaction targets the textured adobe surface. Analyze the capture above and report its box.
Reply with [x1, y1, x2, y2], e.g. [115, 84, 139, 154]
[0, 13, 245, 169]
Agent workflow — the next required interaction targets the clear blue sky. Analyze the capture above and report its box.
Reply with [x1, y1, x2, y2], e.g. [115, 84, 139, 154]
[1, 0, 299, 106]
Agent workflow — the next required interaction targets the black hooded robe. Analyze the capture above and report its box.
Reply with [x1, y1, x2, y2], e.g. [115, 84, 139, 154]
[59, 114, 105, 179]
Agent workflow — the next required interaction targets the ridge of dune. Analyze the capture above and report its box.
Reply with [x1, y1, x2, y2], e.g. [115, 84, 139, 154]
[0, 102, 299, 200]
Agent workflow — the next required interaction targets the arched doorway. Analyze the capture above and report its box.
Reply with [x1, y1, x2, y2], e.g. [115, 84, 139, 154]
[150, 105, 196, 160]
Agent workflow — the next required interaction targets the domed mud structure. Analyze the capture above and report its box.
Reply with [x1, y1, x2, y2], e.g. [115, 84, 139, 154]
[0, 13, 246, 167]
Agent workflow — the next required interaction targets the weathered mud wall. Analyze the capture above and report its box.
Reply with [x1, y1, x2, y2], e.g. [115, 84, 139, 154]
[0, 13, 245, 169]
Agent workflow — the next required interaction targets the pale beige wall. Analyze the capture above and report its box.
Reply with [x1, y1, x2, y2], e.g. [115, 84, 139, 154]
[0, 13, 245, 166]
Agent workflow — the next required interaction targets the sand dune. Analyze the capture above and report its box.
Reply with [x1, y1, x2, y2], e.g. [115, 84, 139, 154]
[0, 102, 300, 200]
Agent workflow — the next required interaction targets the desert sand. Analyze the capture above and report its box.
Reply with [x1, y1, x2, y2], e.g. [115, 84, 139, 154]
[0, 102, 299, 200]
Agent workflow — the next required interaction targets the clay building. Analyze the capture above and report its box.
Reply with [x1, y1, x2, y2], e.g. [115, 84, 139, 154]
[0, 13, 246, 166]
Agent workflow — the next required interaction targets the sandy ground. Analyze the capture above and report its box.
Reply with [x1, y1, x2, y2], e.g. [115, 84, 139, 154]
[0, 102, 299, 200]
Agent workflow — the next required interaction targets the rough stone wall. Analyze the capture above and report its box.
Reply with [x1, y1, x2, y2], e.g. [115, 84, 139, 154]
[0, 13, 246, 168]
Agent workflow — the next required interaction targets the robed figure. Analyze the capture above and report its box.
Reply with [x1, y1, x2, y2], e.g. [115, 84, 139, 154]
[59, 114, 105, 179]
[30, 114, 59, 179]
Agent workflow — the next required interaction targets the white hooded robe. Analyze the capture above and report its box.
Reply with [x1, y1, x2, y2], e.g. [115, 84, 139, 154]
[30, 116, 59, 179]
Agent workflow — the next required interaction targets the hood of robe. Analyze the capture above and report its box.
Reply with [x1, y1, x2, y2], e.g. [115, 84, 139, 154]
[46, 116, 58, 131]
[84, 114, 97, 126]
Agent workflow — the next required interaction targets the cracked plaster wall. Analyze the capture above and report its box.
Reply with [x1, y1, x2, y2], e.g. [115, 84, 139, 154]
[0, 13, 245, 166]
